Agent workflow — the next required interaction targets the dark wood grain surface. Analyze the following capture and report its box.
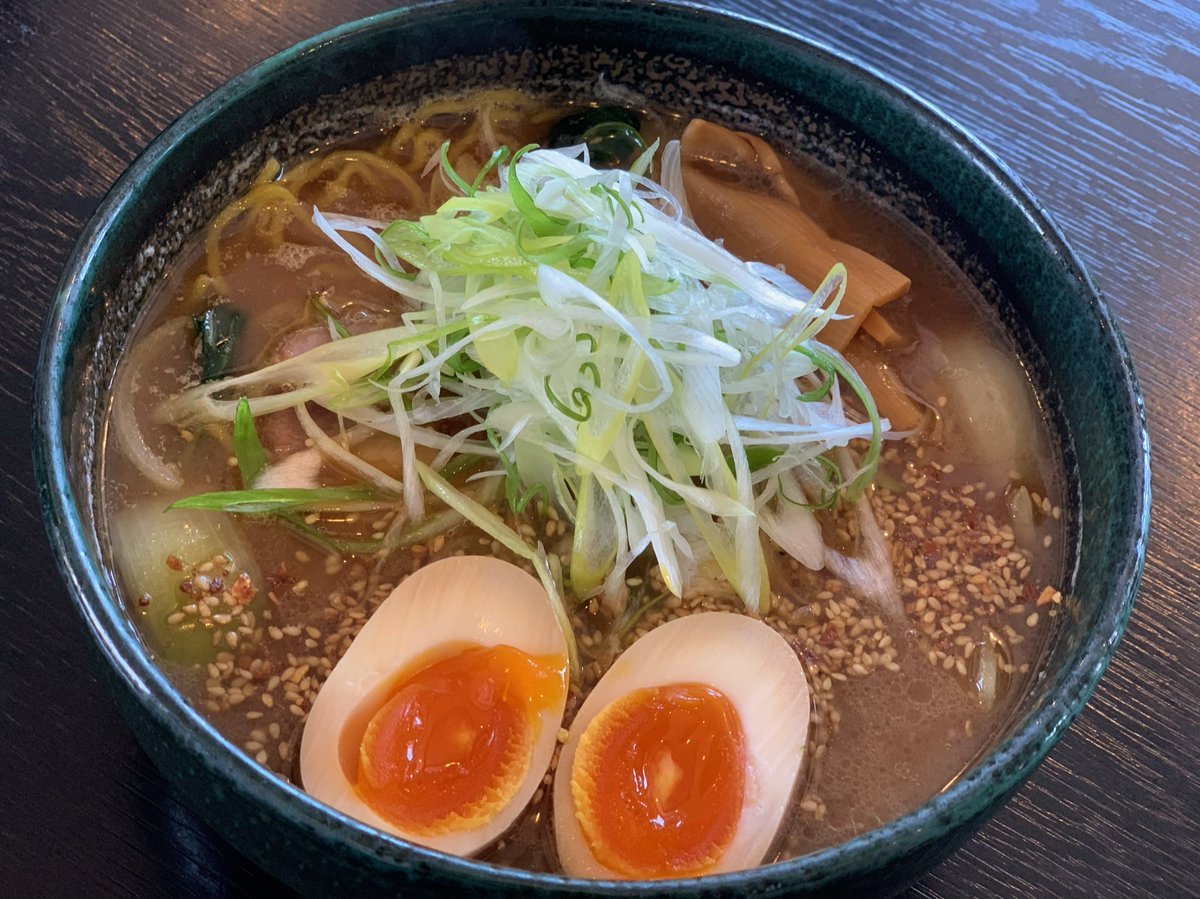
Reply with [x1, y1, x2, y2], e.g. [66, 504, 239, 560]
[1, 1, 1195, 895]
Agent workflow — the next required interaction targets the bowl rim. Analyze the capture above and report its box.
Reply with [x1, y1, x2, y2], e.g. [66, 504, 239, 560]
[33, 0, 1151, 892]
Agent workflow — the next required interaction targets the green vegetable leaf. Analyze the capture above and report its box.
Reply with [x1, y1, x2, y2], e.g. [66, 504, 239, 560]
[193, 305, 244, 383]
[580, 121, 647, 170]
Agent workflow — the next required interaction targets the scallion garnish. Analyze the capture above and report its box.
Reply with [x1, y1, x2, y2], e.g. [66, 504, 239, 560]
[232, 397, 268, 487]
[168, 143, 889, 613]
[169, 485, 381, 515]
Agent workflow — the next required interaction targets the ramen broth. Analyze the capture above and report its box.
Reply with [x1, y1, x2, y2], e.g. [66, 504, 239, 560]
[100, 89, 1065, 871]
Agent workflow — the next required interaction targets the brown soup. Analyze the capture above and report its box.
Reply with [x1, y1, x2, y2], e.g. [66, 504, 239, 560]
[100, 88, 1066, 875]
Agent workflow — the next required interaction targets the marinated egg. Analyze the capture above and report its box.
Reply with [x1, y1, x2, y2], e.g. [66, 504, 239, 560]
[553, 612, 810, 879]
[300, 556, 569, 856]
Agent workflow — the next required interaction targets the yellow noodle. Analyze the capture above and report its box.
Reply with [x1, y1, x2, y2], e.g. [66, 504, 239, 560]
[284, 150, 422, 207]
[383, 119, 425, 163]
[202, 183, 313, 293]
[188, 272, 216, 306]
[386, 88, 546, 174]
[196, 90, 550, 299]
[252, 158, 283, 186]
[478, 89, 547, 148]
[406, 129, 452, 174]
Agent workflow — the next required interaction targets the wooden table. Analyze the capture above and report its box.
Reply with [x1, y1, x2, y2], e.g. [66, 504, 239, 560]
[1, 1, 1195, 895]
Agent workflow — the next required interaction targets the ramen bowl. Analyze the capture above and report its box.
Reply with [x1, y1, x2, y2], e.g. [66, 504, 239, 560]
[33, 0, 1149, 894]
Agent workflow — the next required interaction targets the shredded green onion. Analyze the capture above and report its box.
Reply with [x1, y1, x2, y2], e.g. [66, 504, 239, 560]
[168, 142, 889, 613]
[438, 453, 483, 481]
[278, 513, 384, 556]
[472, 146, 510, 193]
[169, 486, 381, 515]
[233, 397, 268, 486]
[544, 375, 592, 422]
[779, 455, 842, 511]
[579, 361, 601, 388]
[508, 144, 567, 237]
[439, 141, 475, 196]
[309, 294, 351, 339]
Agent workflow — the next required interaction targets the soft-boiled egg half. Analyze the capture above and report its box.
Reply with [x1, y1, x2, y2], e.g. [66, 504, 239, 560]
[553, 611, 811, 879]
[300, 556, 569, 856]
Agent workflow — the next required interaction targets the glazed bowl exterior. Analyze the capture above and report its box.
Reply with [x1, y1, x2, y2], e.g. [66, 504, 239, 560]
[33, 0, 1150, 894]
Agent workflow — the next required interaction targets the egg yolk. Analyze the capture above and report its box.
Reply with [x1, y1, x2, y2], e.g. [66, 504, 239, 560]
[356, 643, 566, 836]
[570, 683, 746, 878]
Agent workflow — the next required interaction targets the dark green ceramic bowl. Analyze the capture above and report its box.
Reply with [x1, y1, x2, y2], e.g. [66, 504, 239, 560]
[34, 0, 1150, 894]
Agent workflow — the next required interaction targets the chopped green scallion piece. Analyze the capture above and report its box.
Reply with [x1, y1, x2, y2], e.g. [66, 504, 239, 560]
[232, 397, 268, 487]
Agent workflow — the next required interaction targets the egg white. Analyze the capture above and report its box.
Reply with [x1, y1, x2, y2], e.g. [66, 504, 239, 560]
[553, 611, 811, 879]
[300, 555, 568, 856]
